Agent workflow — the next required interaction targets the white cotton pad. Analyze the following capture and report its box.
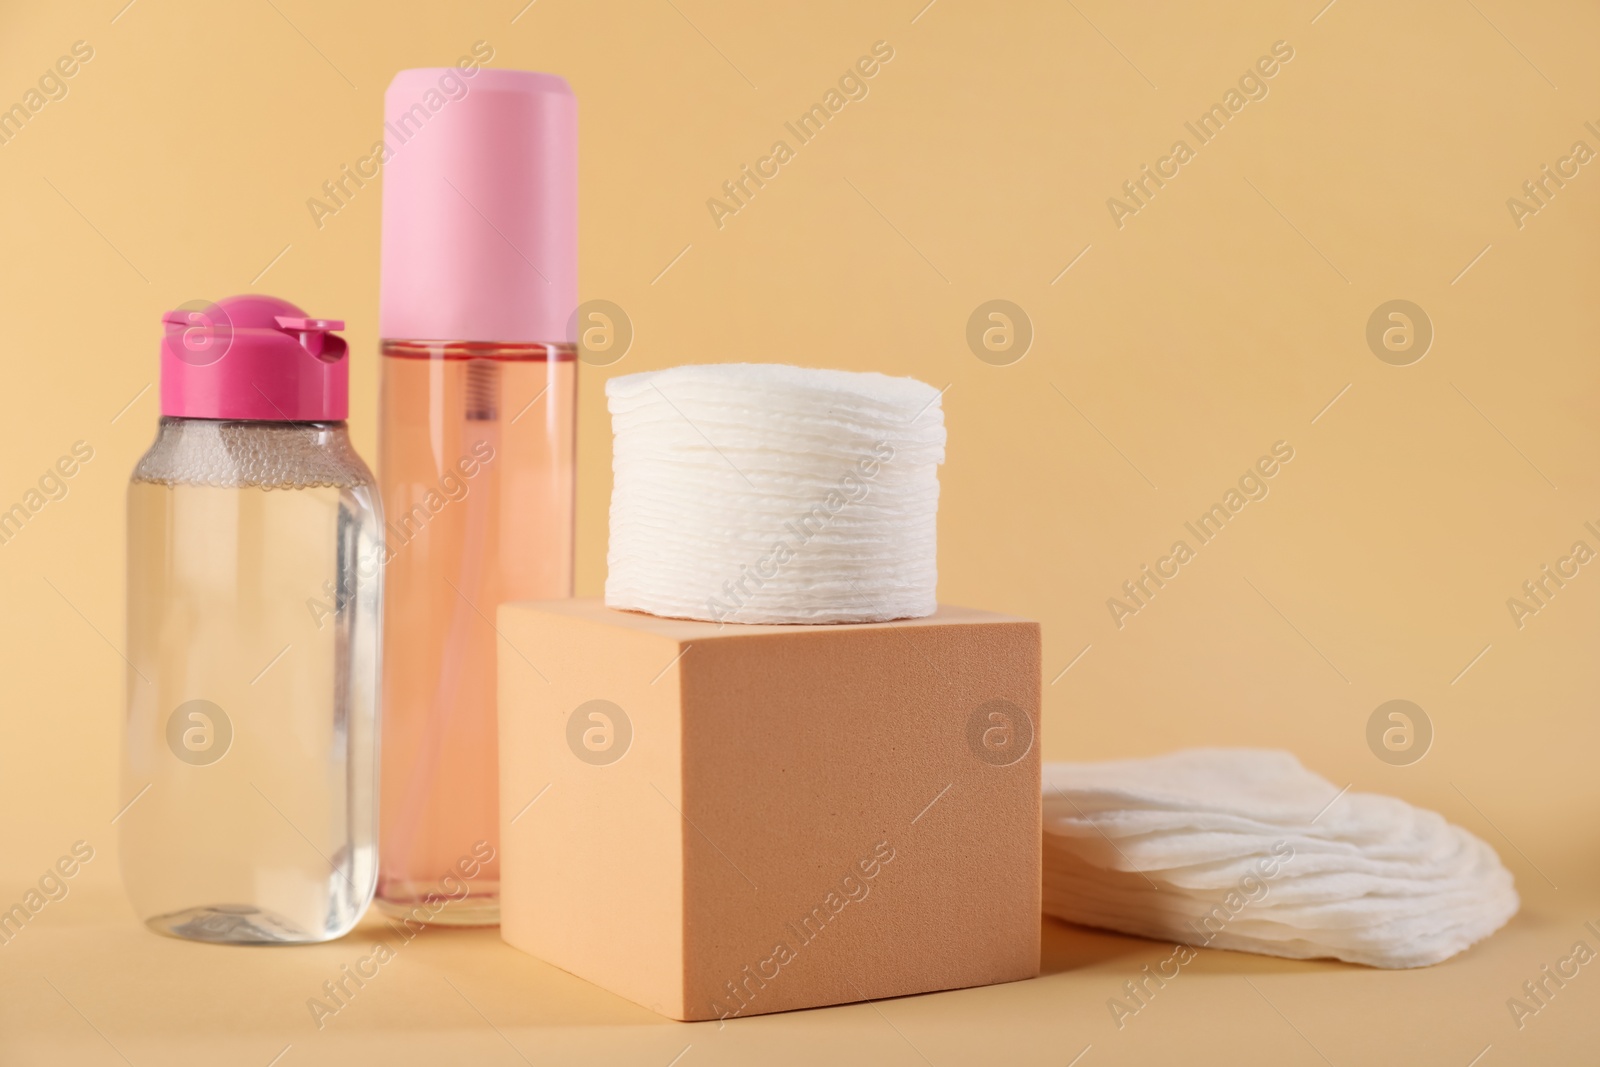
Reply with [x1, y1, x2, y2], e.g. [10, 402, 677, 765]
[604, 363, 947, 624]
[1043, 748, 1342, 820]
[1041, 748, 1520, 968]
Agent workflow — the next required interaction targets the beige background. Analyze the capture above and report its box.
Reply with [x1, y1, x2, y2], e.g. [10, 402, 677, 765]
[1, 0, 1597, 1063]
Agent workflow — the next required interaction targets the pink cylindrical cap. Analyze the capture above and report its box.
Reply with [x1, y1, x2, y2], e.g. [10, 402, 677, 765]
[379, 68, 577, 344]
[160, 294, 349, 420]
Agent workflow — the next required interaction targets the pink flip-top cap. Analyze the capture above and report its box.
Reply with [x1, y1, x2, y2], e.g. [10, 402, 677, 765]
[379, 68, 577, 344]
[160, 294, 349, 420]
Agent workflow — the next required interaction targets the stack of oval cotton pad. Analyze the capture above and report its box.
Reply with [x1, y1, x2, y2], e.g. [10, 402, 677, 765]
[605, 363, 946, 624]
[1041, 748, 1519, 968]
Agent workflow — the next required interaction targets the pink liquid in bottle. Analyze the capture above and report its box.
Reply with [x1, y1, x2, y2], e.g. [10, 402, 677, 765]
[376, 342, 573, 923]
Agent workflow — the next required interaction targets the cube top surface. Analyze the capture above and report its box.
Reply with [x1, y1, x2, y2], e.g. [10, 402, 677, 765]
[507, 597, 1033, 640]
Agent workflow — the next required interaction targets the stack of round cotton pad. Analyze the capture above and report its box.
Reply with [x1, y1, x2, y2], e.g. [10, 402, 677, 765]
[1041, 749, 1519, 968]
[605, 363, 946, 624]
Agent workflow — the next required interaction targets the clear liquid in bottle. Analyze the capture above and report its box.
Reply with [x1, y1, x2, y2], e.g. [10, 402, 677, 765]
[121, 418, 381, 943]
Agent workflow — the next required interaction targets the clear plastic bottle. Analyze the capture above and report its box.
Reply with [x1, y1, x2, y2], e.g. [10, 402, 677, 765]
[120, 295, 382, 944]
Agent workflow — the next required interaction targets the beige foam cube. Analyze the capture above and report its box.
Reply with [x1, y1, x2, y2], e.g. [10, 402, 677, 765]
[496, 598, 1041, 1021]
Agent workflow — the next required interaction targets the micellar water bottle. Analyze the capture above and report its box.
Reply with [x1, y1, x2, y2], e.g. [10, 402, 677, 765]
[120, 295, 382, 943]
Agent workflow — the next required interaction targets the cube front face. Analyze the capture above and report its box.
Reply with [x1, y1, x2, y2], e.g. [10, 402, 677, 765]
[679, 623, 1041, 1019]
[499, 599, 1041, 1021]
[497, 606, 688, 1016]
